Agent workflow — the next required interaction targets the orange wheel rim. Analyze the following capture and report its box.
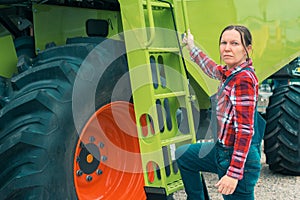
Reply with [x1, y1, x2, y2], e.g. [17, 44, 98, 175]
[73, 101, 146, 200]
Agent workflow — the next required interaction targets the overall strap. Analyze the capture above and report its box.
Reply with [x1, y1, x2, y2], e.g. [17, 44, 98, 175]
[217, 67, 253, 97]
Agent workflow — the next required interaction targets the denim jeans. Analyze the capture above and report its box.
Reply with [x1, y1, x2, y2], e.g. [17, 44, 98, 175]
[175, 142, 261, 200]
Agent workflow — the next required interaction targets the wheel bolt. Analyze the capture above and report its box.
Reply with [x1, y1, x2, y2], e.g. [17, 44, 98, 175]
[102, 156, 107, 161]
[89, 136, 95, 143]
[99, 142, 104, 148]
[76, 170, 83, 176]
[86, 175, 93, 182]
[96, 169, 103, 175]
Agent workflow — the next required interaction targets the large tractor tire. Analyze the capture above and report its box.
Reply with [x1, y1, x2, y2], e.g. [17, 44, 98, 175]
[0, 40, 146, 199]
[264, 84, 300, 175]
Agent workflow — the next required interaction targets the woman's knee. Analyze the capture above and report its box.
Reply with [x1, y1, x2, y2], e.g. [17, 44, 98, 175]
[175, 144, 189, 158]
[175, 144, 191, 165]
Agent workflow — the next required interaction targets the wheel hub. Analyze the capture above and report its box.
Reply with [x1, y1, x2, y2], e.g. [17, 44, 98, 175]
[78, 143, 101, 175]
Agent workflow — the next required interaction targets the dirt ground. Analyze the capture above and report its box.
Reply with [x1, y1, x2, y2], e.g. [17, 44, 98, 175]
[173, 146, 300, 200]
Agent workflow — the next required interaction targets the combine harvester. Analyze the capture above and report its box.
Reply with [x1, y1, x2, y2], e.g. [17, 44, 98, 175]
[0, 0, 299, 199]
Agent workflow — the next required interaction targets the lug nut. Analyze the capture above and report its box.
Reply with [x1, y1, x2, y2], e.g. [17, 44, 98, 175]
[99, 142, 104, 148]
[102, 156, 107, 161]
[89, 136, 95, 143]
[96, 169, 103, 175]
[76, 170, 83, 176]
[86, 175, 93, 182]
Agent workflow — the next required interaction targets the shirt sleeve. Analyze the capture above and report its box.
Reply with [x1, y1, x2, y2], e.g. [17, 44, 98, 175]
[190, 47, 223, 80]
[226, 74, 256, 180]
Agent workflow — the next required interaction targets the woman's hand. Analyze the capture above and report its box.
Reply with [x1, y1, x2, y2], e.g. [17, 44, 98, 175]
[215, 175, 238, 195]
[182, 29, 195, 51]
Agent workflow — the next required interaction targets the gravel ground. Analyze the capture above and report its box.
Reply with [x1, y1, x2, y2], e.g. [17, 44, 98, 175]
[173, 145, 300, 200]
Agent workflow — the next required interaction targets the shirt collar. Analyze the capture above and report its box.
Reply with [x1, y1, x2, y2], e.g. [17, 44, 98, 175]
[223, 59, 253, 78]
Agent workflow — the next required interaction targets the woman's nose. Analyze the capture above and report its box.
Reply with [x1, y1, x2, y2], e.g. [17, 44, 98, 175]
[224, 44, 231, 51]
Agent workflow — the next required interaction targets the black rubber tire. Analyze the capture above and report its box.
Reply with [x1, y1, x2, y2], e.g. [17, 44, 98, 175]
[0, 41, 132, 199]
[264, 84, 300, 175]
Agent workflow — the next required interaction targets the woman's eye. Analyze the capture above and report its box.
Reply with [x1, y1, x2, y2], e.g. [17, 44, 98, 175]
[220, 41, 227, 45]
[231, 41, 239, 45]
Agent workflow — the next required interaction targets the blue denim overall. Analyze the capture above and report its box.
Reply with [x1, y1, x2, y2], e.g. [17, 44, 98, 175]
[175, 68, 266, 200]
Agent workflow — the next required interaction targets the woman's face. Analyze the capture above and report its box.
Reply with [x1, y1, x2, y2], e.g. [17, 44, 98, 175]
[219, 29, 251, 68]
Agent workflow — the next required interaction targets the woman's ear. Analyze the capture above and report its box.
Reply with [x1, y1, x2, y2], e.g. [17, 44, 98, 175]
[247, 44, 252, 53]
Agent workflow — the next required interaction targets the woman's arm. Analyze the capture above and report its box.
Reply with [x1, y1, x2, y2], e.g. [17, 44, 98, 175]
[190, 47, 223, 80]
[183, 29, 223, 80]
[228, 73, 257, 180]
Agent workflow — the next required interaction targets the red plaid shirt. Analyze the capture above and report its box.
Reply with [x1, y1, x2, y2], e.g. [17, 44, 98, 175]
[190, 47, 258, 180]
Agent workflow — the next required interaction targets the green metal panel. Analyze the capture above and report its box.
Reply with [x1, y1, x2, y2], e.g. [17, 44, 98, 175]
[173, 0, 300, 96]
[0, 35, 17, 78]
[119, 0, 196, 195]
[32, 4, 122, 52]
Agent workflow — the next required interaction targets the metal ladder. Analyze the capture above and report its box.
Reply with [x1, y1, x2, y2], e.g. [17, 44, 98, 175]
[119, 0, 196, 198]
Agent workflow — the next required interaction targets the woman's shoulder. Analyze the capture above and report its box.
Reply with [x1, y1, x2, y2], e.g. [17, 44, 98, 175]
[236, 67, 258, 84]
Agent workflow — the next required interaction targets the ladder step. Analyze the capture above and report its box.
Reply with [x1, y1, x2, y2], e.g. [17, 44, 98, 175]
[167, 179, 184, 194]
[154, 91, 186, 99]
[142, 0, 171, 8]
[161, 134, 193, 146]
[146, 47, 180, 53]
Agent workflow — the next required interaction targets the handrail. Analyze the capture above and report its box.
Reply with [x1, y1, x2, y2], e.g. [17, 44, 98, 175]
[181, 0, 190, 32]
[157, 0, 190, 80]
[145, 0, 155, 47]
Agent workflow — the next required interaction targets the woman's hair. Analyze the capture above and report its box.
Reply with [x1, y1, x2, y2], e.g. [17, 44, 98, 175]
[219, 25, 252, 61]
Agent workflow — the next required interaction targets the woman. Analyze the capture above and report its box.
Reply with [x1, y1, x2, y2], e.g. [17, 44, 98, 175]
[175, 25, 261, 200]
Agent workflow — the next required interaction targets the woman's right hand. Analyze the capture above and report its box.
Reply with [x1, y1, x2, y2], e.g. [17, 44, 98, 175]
[182, 29, 195, 51]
